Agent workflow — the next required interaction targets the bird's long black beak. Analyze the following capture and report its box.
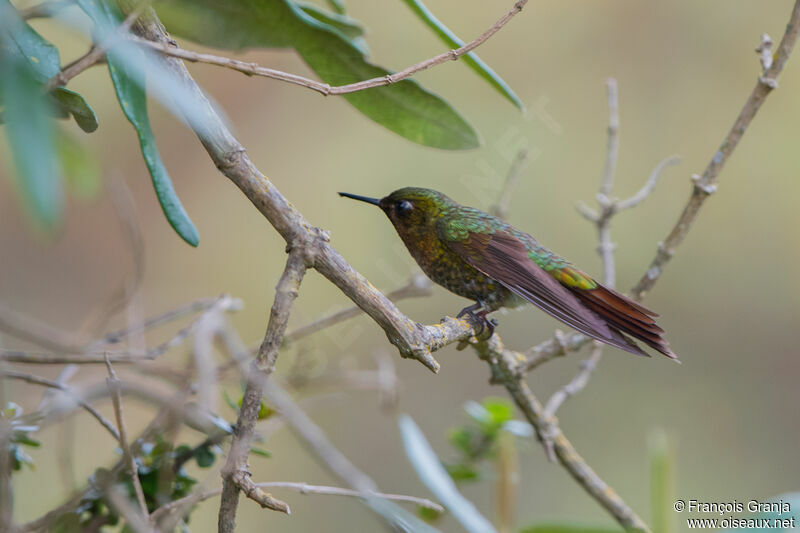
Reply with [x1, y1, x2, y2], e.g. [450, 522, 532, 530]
[338, 192, 381, 206]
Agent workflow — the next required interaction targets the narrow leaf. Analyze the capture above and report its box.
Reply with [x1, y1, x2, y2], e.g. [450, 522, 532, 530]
[0, 0, 60, 81]
[399, 415, 498, 533]
[297, 3, 363, 40]
[401, 0, 523, 110]
[296, 2, 368, 55]
[74, 0, 200, 246]
[0, 56, 63, 229]
[108, 57, 199, 246]
[52, 87, 99, 133]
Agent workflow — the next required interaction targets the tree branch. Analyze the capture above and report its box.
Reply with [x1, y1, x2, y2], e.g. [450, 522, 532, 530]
[473, 335, 651, 531]
[218, 250, 306, 531]
[0, 369, 120, 440]
[104, 357, 149, 519]
[631, 1, 800, 299]
[130, 0, 527, 96]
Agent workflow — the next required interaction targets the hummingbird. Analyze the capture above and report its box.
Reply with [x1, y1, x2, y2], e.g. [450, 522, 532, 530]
[339, 187, 676, 359]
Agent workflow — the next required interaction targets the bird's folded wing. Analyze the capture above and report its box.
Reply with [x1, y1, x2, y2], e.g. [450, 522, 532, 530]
[442, 228, 648, 356]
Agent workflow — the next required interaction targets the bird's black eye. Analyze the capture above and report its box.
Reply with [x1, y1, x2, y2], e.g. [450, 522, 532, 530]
[396, 200, 413, 216]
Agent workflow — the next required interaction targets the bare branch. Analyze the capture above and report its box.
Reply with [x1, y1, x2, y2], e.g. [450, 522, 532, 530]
[616, 156, 682, 211]
[0, 369, 119, 439]
[631, 1, 800, 299]
[600, 77, 620, 198]
[0, 295, 241, 365]
[151, 481, 442, 526]
[218, 251, 306, 531]
[283, 272, 432, 344]
[104, 357, 149, 519]
[44, 1, 151, 92]
[544, 343, 603, 417]
[131, 0, 528, 97]
[473, 335, 651, 531]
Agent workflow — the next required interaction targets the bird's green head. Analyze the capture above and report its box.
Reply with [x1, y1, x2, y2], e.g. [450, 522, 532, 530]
[338, 187, 455, 234]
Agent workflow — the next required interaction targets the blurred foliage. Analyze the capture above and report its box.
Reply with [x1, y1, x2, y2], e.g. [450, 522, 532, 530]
[443, 397, 531, 484]
[50, 435, 220, 532]
[400, 413, 498, 533]
[1, 402, 41, 472]
[649, 428, 675, 533]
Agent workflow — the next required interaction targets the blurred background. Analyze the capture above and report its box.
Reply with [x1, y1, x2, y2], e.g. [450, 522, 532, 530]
[2, 0, 799, 530]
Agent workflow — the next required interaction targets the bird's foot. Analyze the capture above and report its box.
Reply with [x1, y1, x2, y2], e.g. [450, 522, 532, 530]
[457, 302, 497, 339]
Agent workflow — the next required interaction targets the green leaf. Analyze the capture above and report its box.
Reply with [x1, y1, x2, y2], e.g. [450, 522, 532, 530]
[52, 88, 99, 133]
[444, 462, 480, 483]
[222, 390, 239, 413]
[12, 434, 41, 447]
[0, 56, 64, 229]
[296, 2, 368, 55]
[98, 34, 200, 244]
[57, 127, 101, 198]
[447, 426, 476, 457]
[417, 505, 444, 523]
[194, 445, 216, 468]
[519, 524, 622, 533]
[0, 0, 60, 81]
[250, 447, 272, 458]
[296, 3, 362, 40]
[153, 0, 480, 150]
[482, 397, 514, 427]
[401, 0, 523, 110]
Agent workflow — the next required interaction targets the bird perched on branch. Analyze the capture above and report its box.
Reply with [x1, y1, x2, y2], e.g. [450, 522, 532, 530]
[339, 187, 676, 360]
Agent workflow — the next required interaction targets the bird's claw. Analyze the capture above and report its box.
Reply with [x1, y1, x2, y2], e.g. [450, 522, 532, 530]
[457, 302, 497, 339]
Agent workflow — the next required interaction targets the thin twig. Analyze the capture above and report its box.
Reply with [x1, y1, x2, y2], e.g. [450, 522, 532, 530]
[261, 379, 424, 531]
[600, 78, 620, 198]
[44, 0, 151, 91]
[616, 156, 682, 211]
[131, 0, 528, 97]
[0, 369, 120, 440]
[283, 273, 432, 344]
[151, 481, 442, 525]
[490, 149, 529, 220]
[104, 356, 149, 519]
[218, 251, 307, 531]
[1, 296, 241, 365]
[544, 343, 603, 417]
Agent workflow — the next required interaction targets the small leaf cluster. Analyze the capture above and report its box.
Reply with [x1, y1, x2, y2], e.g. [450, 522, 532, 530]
[51, 435, 220, 532]
[444, 397, 532, 483]
[1, 402, 41, 472]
